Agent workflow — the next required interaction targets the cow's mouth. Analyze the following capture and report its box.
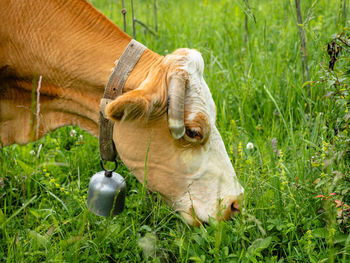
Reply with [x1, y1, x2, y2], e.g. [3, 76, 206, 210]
[179, 195, 243, 226]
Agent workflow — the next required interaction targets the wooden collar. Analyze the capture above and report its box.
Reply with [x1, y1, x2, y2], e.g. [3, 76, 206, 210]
[99, 39, 146, 161]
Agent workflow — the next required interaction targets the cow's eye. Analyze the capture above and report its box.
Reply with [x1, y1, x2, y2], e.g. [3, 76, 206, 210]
[185, 127, 203, 141]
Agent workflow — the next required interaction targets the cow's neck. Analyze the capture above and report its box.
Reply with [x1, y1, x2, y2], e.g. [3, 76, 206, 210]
[0, 0, 161, 146]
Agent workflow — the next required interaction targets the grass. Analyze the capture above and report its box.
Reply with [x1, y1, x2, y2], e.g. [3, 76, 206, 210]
[1, 0, 349, 262]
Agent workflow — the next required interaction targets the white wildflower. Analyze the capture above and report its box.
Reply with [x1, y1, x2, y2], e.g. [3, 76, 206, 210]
[30, 150, 36, 156]
[246, 142, 254, 150]
[138, 233, 157, 259]
[70, 129, 77, 137]
[79, 135, 83, 140]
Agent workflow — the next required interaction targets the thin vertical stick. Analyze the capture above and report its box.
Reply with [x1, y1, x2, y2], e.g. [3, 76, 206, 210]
[131, 0, 136, 39]
[36, 75, 42, 140]
[295, 0, 310, 84]
[244, 0, 249, 46]
[121, 0, 127, 32]
[295, 1, 311, 167]
[343, 0, 347, 28]
[154, 0, 158, 34]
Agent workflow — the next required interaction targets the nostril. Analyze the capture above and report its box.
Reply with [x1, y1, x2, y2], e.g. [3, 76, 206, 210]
[230, 200, 240, 217]
[220, 195, 243, 220]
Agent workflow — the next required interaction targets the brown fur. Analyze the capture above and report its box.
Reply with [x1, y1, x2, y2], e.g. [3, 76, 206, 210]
[184, 111, 211, 144]
[0, 1, 242, 225]
[0, 0, 161, 145]
[106, 51, 191, 123]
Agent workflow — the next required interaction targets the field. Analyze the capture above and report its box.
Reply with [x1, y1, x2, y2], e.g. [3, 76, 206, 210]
[1, 0, 349, 262]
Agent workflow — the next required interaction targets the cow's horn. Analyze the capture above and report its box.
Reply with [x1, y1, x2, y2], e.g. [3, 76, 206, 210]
[168, 76, 187, 139]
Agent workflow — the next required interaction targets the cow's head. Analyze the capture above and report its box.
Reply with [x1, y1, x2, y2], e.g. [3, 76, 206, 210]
[105, 49, 244, 225]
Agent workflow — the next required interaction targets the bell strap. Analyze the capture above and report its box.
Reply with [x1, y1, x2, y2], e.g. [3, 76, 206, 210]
[99, 39, 147, 161]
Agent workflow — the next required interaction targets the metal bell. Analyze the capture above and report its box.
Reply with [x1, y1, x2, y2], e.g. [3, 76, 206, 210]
[87, 160, 126, 217]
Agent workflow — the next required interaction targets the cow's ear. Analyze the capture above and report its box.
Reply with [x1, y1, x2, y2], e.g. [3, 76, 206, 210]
[105, 89, 151, 121]
[106, 80, 167, 122]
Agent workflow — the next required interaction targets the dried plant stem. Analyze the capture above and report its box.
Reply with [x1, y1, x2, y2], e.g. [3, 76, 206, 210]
[244, 0, 249, 46]
[295, 0, 310, 84]
[342, 0, 347, 27]
[154, 0, 158, 35]
[36, 75, 42, 140]
[134, 19, 157, 36]
[121, 0, 126, 32]
[131, 0, 135, 39]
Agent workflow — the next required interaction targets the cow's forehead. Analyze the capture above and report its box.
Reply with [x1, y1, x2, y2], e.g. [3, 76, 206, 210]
[182, 49, 204, 75]
[181, 49, 217, 125]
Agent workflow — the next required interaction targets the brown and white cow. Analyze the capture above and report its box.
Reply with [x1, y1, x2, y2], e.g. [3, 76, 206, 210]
[0, 0, 244, 225]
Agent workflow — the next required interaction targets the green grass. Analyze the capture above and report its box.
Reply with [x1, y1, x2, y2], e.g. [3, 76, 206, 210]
[1, 0, 349, 262]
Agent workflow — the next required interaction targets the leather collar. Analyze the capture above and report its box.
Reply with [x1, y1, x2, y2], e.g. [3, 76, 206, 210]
[99, 39, 146, 161]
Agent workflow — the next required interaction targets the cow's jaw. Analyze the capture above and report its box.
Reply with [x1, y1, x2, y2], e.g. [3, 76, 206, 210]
[113, 117, 244, 225]
[174, 126, 244, 224]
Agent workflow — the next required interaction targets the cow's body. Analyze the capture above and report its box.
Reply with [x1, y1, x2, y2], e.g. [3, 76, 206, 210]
[0, 0, 160, 144]
[0, 0, 244, 225]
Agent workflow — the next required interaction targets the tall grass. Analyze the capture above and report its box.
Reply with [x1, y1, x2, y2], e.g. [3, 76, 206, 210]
[1, 0, 349, 262]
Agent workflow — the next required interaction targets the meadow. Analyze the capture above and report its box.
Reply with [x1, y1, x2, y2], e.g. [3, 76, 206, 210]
[1, 0, 349, 262]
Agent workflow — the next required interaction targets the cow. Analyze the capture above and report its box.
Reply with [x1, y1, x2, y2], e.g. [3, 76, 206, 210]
[0, 0, 244, 225]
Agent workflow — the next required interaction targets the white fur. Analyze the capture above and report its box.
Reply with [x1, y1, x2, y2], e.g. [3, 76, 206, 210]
[175, 127, 244, 222]
[181, 50, 216, 125]
[172, 49, 244, 223]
